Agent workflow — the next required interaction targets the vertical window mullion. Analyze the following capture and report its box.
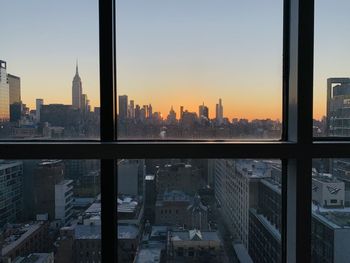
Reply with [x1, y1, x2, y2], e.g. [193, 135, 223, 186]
[99, 0, 117, 262]
[286, 0, 314, 262]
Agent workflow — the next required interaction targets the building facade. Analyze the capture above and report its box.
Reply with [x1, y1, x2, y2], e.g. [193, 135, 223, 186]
[0, 60, 10, 122]
[55, 180, 74, 223]
[33, 160, 65, 220]
[326, 78, 350, 136]
[8, 74, 21, 105]
[0, 161, 23, 227]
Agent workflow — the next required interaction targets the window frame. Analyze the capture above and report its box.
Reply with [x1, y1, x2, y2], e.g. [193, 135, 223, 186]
[1, 0, 349, 262]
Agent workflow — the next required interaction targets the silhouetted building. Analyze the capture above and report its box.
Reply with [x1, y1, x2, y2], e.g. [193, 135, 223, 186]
[10, 102, 22, 122]
[119, 95, 128, 121]
[118, 159, 145, 196]
[118, 224, 140, 263]
[144, 175, 156, 223]
[156, 163, 204, 196]
[199, 103, 209, 119]
[155, 191, 208, 229]
[215, 98, 223, 125]
[72, 62, 82, 110]
[40, 104, 81, 128]
[33, 160, 65, 220]
[1, 221, 50, 262]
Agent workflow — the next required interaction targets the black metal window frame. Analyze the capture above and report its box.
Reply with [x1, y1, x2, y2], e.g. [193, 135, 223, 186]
[0, 0, 349, 262]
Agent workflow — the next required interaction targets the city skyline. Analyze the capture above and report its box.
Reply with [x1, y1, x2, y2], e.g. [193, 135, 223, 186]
[2, 1, 350, 120]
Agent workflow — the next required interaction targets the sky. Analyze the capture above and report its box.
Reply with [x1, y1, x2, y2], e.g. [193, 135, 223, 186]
[1, 0, 349, 120]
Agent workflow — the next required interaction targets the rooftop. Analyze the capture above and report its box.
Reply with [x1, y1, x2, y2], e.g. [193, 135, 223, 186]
[38, 159, 62, 166]
[75, 224, 101, 240]
[159, 190, 191, 202]
[118, 196, 139, 213]
[13, 253, 53, 263]
[261, 177, 282, 194]
[2, 222, 44, 256]
[145, 175, 155, 181]
[312, 204, 350, 229]
[170, 230, 220, 242]
[85, 202, 101, 215]
[312, 175, 343, 184]
[118, 224, 139, 240]
[134, 246, 162, 263]
[236, 160, 271, 178]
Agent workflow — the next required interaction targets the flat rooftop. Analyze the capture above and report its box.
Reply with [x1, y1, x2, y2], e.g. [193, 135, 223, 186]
[261, 177, 282, 194]
[312, 175, 343, 184]
[145, 175, 155, 180]
[134, 246, 162, 263]
[38, 159, 62, 166]
[85, 202, 101, 215]
[75, 224, 101, 240]
[13, 253, 53, 263]
[170, 230, 220, 242]
[2, 222, 44, 256]
[118, 196, 139, 213]
[118, 224, 139, 240]
[312, 204, 350, 229]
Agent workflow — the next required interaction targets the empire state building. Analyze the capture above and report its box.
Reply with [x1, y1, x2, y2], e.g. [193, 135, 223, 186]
[72, 61, 82, 109]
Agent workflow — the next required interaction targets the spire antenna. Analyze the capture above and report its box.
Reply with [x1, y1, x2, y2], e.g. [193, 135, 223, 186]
[76, 59, 79, 75]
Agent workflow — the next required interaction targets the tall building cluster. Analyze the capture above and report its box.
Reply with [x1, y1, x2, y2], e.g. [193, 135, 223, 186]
[0, 59, 99, 139]
[118, 95, 223, 125]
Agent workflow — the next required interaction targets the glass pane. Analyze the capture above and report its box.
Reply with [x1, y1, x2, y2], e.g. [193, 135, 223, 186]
[314, 1, 350, 137]
[116, 1, 283, 140]
[0, 1, 100, 139]
[117, 159, 282, 262]
[0, 159, 101, 262]
[312, 159, 350, 262]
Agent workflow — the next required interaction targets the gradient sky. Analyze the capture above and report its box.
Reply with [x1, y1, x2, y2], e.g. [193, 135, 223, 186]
[1, 1, 349, 120]
[1, 0, 100, 109]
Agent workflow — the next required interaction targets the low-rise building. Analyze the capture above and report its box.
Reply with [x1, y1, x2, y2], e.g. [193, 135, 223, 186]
[55, 180, 74, 224]
[312, 175, 345, 208]
[167, 229, 223, 262]
[118, 224, 140, 263]
[1, 221, 50, 262]
[118, 196, 144, 226]
[155, 191, 208, 230]
[156, 163, 204, 196]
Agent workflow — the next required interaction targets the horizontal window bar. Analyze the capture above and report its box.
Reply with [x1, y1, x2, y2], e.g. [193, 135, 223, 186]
[0, 141, 349, 159]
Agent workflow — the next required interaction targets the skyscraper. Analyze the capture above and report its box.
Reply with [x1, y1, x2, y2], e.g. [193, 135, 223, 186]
[199, 102, 209, 119]
[118, 95, 128, 121]
[0, 60, 10, 122]
[148, 104, 152, 119]
[36, 98, 44, 123]
[129, 100, 135, 119]
[326, 78, 350, 136]
[72, 61, 82, 110]
[7, 74, 21, 104]
[81, 94, 87, 112]
[215, 98, 223, 125]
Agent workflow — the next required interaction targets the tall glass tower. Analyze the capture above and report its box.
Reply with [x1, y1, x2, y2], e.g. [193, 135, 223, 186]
[0, 60, 10, 122]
